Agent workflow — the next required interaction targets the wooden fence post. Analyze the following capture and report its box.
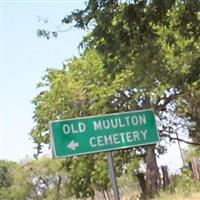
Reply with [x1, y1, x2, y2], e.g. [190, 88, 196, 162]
[191, 157, 200, 181]
[161, 165, 170, 189]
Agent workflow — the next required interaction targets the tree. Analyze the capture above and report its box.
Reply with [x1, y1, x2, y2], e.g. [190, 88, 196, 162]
[31, 49, 142, 198]
[9, 157, 72, 200]
[0, 160, 18, 200]
[33, 0, 200, 198]
[61, 0, 200, 197]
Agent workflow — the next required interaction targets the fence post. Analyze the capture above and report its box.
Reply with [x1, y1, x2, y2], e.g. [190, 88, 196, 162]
[191, 157, 200, 181]
[161, 165, 170, 188]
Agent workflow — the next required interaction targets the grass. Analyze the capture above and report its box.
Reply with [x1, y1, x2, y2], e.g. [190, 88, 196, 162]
[154, 192, 200, 200]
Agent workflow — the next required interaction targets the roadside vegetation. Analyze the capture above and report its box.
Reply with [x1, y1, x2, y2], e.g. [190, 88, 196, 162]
[1, 0, 200, 199]
[1, 156, 200, 199]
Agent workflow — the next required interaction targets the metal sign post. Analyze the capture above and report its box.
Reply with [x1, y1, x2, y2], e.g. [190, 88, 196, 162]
[107, 151, 120, 200]
[49, 109, 159, 200]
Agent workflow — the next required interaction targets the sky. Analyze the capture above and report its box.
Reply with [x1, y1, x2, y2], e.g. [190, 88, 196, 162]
[1, 0, 86, 161]
[1, 0, 185, 173]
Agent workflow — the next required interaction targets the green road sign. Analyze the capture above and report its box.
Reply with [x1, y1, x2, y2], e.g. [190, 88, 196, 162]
[49, 109, 159, 158]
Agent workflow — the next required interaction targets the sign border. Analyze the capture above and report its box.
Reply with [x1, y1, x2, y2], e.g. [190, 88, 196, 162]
[49, 108, 159, 158]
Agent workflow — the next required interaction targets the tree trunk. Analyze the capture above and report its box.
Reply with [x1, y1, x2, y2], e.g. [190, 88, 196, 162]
[145, 144, 160, 198]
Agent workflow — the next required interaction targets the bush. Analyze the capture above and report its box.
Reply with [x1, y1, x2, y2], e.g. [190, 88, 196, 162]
[167, 167, 200, 195]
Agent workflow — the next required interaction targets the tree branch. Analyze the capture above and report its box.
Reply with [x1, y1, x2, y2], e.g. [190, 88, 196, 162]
[156, 92, 178, 112]
[161, 133, 200, 146]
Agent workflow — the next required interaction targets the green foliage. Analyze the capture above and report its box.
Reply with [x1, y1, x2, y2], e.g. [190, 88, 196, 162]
[31, 0, 200, 198]
[0, 160, 18, 200]
[33, 0, 200, 154]
[0, 160, 17, 188]
[65, 1, 200, 152]
[91, 154, 110, 191]
[31, 49, 143, 198]
[66, 155, 95, 199]
[174, 168, 194, 193]
[184, 146, 200, 162]
[176, 79, 200, 145]
[9, 157, 72, 200]
[0, 187, 14, 200]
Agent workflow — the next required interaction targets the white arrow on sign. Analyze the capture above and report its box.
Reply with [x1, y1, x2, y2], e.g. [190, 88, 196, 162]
[67, 140, 79, 150]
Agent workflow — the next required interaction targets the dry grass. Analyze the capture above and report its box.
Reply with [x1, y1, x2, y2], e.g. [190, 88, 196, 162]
[154, 192, 200, 200]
